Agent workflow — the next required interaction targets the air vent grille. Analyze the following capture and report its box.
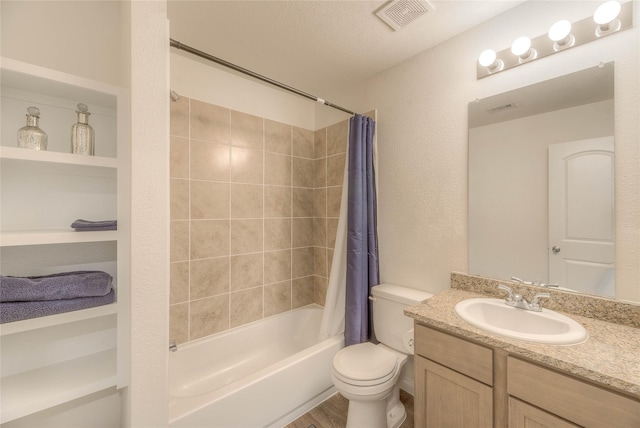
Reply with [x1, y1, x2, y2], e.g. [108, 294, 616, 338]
[375, 0, 434, 31]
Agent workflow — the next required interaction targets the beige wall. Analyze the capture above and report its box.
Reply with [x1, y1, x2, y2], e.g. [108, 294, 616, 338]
[343, 1, 639, 302]
[169, 97, 347, 344]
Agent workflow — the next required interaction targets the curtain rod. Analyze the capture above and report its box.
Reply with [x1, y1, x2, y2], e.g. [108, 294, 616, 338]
[170, 38, 356, 116]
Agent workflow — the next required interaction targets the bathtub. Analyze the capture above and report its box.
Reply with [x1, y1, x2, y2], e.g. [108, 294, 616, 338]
[169, 304, 344, 427]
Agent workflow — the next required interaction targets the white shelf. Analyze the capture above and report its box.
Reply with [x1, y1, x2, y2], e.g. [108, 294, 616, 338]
[0, 146, 118, 168]
[0, 229, 118, 247]
[0, 303, 118, 337]
[0, 348, 117, 424]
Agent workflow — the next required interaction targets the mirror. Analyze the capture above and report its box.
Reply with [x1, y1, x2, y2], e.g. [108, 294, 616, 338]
[468, 63, 615, 298]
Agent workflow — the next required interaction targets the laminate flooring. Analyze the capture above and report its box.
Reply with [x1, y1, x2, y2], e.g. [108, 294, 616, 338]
[285, 390, 414, 428]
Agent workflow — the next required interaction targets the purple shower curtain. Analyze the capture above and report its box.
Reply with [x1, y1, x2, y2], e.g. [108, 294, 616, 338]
[345, 114, 380, 346]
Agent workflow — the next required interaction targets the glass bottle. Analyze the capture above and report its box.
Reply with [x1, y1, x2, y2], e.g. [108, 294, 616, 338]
[17, 106, 48, 150]
[71, 103, 95, 155]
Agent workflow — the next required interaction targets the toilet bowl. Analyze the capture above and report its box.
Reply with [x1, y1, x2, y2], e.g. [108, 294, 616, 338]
[332, 342, 408, 428]
[331, 284, 432, 428]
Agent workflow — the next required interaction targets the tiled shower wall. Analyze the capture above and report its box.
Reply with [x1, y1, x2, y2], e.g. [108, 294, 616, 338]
[169, 97, 348, 343]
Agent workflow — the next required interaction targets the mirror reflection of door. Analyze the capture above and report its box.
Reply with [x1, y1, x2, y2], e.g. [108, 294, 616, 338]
[548, 137, 615, 297]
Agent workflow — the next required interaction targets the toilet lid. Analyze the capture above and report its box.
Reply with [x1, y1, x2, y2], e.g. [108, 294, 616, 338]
[333, 343, 398, 386]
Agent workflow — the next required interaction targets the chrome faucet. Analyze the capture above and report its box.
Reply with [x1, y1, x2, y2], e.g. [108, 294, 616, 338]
[169, 340, 178, 352]
[498, 284, 550, 312]
[511, 276, 559, 288]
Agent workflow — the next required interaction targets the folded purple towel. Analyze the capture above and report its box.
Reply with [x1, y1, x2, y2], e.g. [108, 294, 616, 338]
[0, 271, 113, 302]
[71, 219, 117, 231]
[0, 289, 115, 323]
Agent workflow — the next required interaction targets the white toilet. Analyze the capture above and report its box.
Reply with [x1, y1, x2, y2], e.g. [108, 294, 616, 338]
[332, 284, 432, 428]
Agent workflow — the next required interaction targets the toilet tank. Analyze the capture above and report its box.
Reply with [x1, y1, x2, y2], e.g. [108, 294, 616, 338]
[371, 284, 432, 353]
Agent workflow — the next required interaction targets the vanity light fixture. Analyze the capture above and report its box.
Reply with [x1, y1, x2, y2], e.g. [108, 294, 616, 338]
[594, 0, 622, 36]
[548, 20, 575, 51]
[477, 0, 632, 79]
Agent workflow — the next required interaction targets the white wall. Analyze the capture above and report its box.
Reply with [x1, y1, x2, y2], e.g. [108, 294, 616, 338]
[171, 52, 318, 130]
[342, 1, 639, 302]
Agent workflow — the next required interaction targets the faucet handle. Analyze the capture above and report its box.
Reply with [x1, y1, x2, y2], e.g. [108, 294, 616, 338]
[529, 292, 551, 311]
[498, 284, 516, 303]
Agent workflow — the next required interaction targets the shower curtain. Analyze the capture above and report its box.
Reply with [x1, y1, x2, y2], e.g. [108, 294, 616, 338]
[319, 114, 379, 345]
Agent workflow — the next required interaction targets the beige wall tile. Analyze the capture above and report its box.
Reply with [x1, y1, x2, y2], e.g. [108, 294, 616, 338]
[313, 217, 326, 247]
[265, 218, 291, 250]
[170, 221, 189, 262]
[265, 152, 292, 186]
[170, 136, 189, 179]
[292, 157, 314, 188]
[230, 219, 263, 254]
[314, 246, 327, 277]
[231, 110, 263, 150]
[292, 247, 314, 279]
[313, 158, 327, 188]
[231, 147, 263, 184]
[314, 128, 327, 159]
[292, 276, 314, 308]
[327, 218, 339, 249]
[265, 119, 292, 155]
[230, 287, 263, 328]
[169, 303, 189, 344]
[326, 186, 343, 218]
[230, 183, 263, 219]
[292, 217, 314, 248]
[171, 179, 189, 220]
[327, 119, 348, 156]
[264, 281, 292, 317]
[314, 276, 329, 306]
[326, 154, 346, 187]
[314, 188, 327, 218]
[190, 295, 229, 340]
[190, 220, 230, 259]
[292, 127, 313, 159]
[190, 140, 230, 182]
[292, 187, 314, 218]
[264, 250, 291, 285]
[190, 180, 230, 220]
[170, 261, 189, 304]
[264, 186, 291, 218]
[190, 99, 230, 144]
[170, 97, 189, 138]
[230, 253, 263, 291]
[191, 257, 229, 299]
[327, 249, 335, 278]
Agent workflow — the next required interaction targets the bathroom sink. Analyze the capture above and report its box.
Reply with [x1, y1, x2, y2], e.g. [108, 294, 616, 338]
[454, 298, 587, 345]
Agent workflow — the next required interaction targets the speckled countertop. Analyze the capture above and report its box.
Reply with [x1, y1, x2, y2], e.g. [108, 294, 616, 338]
[405, 288, 640, 399]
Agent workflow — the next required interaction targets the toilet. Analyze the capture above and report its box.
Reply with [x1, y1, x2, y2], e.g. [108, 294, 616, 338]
[332, 284, 432, 428]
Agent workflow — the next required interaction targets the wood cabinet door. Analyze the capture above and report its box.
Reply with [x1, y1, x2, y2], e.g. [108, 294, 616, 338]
[509, 397, 580, 428]
[415, 356, 493, 428]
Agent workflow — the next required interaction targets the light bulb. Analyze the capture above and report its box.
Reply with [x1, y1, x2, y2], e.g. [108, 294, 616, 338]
[478, 49, 503, 73]
[594, 1, 621, 25]
[511, 36, 531, 56]
[549, 20, 575, 50]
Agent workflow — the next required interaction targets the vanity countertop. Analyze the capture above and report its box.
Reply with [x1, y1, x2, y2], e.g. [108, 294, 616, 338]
[405, 288, 640, 399]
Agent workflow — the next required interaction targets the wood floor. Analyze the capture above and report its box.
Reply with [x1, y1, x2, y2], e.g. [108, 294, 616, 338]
[285, 390, 414, 428]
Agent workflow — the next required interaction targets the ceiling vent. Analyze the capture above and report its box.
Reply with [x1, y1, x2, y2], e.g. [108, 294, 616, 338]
[375, 0, 434, 31]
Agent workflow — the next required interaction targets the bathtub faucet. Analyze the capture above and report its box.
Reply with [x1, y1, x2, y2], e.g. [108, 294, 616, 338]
[169, 340, 178, 352]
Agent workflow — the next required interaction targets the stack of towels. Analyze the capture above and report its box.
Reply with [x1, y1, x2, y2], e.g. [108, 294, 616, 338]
[0, 271, 115, 323]
[71, 219, 117, 232]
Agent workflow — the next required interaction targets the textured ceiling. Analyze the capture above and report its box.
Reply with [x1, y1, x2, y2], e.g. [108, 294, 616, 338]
[168, 1, 525, 95]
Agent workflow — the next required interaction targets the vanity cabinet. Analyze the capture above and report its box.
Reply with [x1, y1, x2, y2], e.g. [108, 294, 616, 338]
[414, 323, 640, 428]
[414, 324, 494, 427]
[0, 57, 129, 424]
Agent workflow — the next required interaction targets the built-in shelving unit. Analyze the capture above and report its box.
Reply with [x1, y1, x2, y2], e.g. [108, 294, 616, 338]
[0, 57, 129, 424]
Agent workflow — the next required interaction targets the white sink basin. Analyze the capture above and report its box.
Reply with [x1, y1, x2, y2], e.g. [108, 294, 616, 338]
[454, 298, 587, 345]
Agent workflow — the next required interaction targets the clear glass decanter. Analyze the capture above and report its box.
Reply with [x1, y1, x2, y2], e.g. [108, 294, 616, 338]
[71, 103, 95, 155]
[17, 106, 48, 150]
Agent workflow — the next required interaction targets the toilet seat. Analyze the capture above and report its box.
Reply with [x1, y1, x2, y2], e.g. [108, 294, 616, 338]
[332, 343, 399, 387]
